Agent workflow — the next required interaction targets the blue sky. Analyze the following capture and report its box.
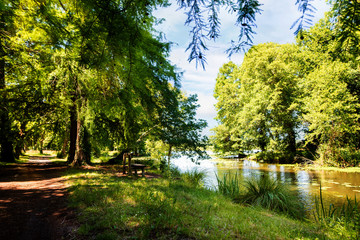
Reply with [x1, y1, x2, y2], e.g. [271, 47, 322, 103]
[155, 0, 330, 136]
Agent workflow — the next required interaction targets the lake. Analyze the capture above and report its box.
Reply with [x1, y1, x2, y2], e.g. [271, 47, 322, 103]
[171, 156, 360, 207]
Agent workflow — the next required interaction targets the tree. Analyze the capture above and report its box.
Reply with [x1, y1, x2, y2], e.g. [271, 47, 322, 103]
[301, 61, 360, 166]
[146, 91, 208, 166]
[214, 43, 304, 162]
[0, 1, 16, 162]
[297, 11, 360, 165]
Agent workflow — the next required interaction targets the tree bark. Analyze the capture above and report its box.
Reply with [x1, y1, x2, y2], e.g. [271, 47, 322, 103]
[73, 119, 84, 166]
[14, 122, 27, 159]
[285, 123, 297, 163]
[59, 136, 68, 158]
[67, 98, 77, 164]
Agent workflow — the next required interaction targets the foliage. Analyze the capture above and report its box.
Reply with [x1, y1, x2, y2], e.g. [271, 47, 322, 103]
[2, 0, 360, 167]
[302, 61, 360, 166]
[254, 151, 294, 163]
[213, 43, 303, 162]
[213, 10, 360, 166]
[147, 92, 208, 164]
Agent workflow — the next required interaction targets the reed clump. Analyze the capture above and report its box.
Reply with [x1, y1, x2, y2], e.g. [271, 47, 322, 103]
[181, 168, 206, 187]
[216, 172, 305, 219]
[239, 174, 305, 219]
[216, 172, 242, 200]
[313, 185, 360, 238]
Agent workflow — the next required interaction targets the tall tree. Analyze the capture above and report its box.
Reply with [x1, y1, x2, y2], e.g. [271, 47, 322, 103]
[214, 43, 304, 162]
[146, 91, 208, 165]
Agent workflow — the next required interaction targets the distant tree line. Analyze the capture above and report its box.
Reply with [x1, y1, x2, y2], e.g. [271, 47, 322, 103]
[212, 9, 360, 166]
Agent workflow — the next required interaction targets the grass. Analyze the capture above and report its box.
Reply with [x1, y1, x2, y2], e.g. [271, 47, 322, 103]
[181, 168, 206, 187]
[64, 167, 339, 240]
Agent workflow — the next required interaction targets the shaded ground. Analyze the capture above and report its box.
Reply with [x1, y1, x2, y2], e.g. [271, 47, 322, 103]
[0, 159, 77, 240]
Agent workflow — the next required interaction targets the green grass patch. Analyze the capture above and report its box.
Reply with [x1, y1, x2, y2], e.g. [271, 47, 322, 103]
[64, 167, 338, 239]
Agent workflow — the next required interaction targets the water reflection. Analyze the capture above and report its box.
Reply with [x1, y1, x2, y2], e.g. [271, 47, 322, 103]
[171, 156, 360, 205]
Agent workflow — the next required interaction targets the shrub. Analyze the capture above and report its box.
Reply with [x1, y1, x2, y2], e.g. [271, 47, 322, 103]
[317, 145, 360, 167]
[255, 151, 293, 163]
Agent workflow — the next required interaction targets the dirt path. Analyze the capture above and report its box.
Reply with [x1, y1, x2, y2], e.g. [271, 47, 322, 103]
[0, 159, 77, 240]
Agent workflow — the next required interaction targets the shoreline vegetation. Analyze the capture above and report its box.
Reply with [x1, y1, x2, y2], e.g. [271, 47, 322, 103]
[64, 164, 359, 239]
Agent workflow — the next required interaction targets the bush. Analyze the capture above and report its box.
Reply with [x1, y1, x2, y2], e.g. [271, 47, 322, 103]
[317, 145, 360, 167]
[255, 151, 294, 163]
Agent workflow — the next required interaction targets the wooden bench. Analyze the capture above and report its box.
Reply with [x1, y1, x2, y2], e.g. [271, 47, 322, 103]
[131, 164, 146, 177]
[29, 155, 55, 160]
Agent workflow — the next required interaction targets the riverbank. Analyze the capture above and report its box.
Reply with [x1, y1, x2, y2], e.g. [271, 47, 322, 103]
[65, 166, 346, 239]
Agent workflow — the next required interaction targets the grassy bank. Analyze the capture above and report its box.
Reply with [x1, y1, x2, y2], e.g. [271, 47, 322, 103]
[64, 167, 341, 240]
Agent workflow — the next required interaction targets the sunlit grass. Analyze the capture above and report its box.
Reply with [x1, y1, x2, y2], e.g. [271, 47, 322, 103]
[64, 167, 338, 239]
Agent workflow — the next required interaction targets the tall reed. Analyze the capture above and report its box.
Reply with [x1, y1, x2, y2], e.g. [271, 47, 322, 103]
[215, 172, 242, 200]
[181, 168, 206, 187]
[312, 185, 360, 237]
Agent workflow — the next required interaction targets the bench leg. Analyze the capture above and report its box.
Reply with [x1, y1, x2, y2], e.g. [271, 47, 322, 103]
[142, 168, 145, 177]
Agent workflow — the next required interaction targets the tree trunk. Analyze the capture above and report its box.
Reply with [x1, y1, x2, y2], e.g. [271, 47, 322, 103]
[39, 137, 44, 154]
[0, 21, 15, 163]
[167, 145, 172, 167]
[14, 122, 27, 159]
[67, 98, 77, 164]
[59, 136, 68, 158]
[73, 119, 84, 166]
[286, 124, 297, 163]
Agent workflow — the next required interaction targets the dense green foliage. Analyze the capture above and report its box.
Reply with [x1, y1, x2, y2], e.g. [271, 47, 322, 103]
[0, 0, 208, 164]
[1, 0, 359, 166]
[213, 10, 360, 166]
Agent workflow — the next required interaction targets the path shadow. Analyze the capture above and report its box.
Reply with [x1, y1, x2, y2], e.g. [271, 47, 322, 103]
[0, 160, 76, 240]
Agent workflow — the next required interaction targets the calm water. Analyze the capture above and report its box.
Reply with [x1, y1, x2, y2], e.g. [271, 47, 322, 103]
[171, 156, 360, 206]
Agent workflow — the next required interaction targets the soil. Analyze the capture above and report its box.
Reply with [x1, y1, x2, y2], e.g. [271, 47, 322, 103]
[0, 159, 78, 240]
